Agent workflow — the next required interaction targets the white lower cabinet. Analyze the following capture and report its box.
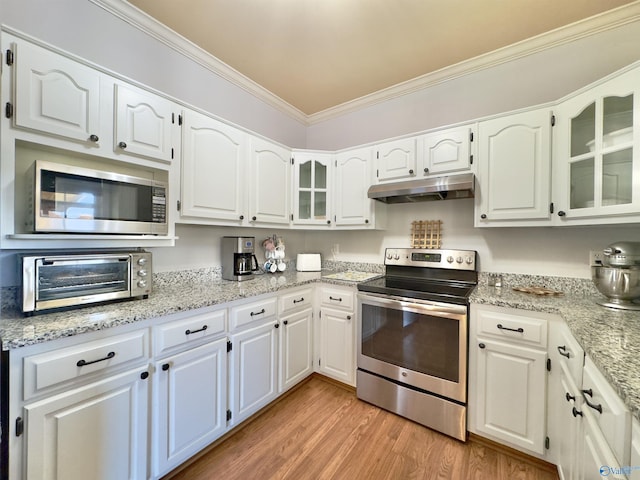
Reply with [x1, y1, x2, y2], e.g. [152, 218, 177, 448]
[279, 307, 313, 393]
[469, 304, 549, 455]
[152, 338, 228, 478]
[24, 367, 149, 480]
[317, 285, 356, 386]
[230, 315, 279, 426]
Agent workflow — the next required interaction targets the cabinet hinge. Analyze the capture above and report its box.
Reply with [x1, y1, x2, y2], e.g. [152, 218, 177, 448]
[335, 159, 337, 167]
[376, 169, 379, 178]
[376, 151, 379, 159]
[334, 215, 336, 223]
[545, 436, 550, 450]
[551, 114, 556, 127]
[178, 114, 183, 126]
[290, 213, 293, 221]
[227, 340, 232, 353]
[318, 358, 321, 367]
[5, 49, 14, 66]
[469, 154, 474, 165]
[172, 112, 175, 124]
[5, 102, 13, 119]
[549, 202, 554, 214]
[291, 157, 294, 165]
[171, 147, 174, 160]
[177, 200, 181, 212]
[546, 358, 551, 372]
[15, 417, 23, 437]
[470, 131, 474, 142]
[226, 409, 232, 421]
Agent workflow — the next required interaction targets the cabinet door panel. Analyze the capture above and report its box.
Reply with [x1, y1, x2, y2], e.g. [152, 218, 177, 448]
[153, 339, 227, 477]
[25, 368, 148, 480]
[319, 307, 354, 385]
[375, 138, 417, 182]
[231, 320, 278, 424]
[477, 108, 552, 224]
[15, 40, 101, 143]
[249, 138, 291, 225]
[420, 127, 472, 175]
[475, 339, 547, 454]
[114, 83, 176, 163]
[335, 148, 373, 226]
[280, 309, 313, 392]
[181, 110, 247, 221]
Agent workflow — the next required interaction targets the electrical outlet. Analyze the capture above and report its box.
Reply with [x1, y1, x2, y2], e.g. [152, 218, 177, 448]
[590, 250, 604, 266]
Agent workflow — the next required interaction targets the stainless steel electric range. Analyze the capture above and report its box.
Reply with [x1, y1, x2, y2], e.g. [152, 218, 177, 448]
[356, 248, 478, 441]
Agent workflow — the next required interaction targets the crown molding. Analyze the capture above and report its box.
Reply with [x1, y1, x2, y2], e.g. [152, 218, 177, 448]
[91, 0, 640, 126]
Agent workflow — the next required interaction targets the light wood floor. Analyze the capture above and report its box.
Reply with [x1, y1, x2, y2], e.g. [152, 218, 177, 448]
[166, 375, 559, 480]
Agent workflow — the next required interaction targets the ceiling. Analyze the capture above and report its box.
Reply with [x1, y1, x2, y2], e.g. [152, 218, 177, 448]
[126, 0, 636, 116]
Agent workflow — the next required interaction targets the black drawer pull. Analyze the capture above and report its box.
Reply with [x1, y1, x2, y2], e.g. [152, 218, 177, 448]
[572, 407, 583, 417]
[293, 298, 305, 304]
[77, 351, 115, 367]
[329, 296, 342, 302]
[497, 324, 524, 333]
[582, 390, 603, 414]
[250, 309, 266, 317]
[566, 392, 575, 402]
[557, 345, 571, 358]
[185, 325, 208, 335]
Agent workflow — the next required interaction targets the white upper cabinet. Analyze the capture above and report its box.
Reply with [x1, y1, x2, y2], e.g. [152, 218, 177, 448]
[248, 136, 291, 225]
[334, 147, 375, 227]
[180, 109, 247, 223]
[13, 38, 102, 145]
[553, 66, 640, 224]
[374, 137, 417, 182]
[475, 107, 553, 226]
[114, 82, 177, 164]
[418, 125, 475, 176]
[292, 151, 332, 226]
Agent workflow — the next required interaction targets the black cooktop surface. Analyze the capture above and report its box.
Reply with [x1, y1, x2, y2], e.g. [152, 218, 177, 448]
[357, 275, 476, 305]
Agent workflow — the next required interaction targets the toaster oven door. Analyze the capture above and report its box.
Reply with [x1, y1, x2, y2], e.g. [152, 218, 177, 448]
[26, 255, 132, 312]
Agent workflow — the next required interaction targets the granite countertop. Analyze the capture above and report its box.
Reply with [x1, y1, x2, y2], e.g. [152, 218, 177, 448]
[0, 268, 372, 351]
[471, 285, 640, 422]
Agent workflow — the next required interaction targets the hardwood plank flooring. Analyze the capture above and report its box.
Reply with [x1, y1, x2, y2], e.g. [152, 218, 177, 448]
[165, 375, 558, 480]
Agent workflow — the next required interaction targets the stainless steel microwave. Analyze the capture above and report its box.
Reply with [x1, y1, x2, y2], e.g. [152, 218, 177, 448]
[21, 250, 152, 313]
[26, 160, 168, 235]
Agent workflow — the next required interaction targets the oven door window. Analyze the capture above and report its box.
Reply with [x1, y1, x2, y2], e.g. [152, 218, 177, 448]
[361, 303, 460, 383]
[36, 258, 130, 302]
[40, 169, 153, 223]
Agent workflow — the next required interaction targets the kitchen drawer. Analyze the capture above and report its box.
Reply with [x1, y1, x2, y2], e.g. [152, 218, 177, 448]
[279, 287, 313, 315]
[155, 308, 227, 356]
[23, 329, 149, 400]
[320, 286, 355, 311]
[582, 356, 631, 466]
[230, 296, 278, 331]
[549, 320, 584, 386]
[474, 305, 548, 348]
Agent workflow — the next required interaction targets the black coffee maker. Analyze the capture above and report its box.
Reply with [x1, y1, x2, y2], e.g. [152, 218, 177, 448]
[222, 236, 259, 281]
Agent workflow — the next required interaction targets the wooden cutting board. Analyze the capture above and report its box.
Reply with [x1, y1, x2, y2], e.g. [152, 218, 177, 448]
[512, 286, 564, 296]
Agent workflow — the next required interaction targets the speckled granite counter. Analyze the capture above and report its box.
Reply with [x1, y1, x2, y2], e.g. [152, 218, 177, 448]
[0, 268, 381, 351]
[471, 283, 640, 423]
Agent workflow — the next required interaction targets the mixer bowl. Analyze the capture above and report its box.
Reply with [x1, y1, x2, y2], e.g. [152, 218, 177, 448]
[592, 265, 640, 303]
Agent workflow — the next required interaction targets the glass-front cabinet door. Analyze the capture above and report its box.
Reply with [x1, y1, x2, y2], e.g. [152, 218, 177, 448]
[292, 152, 332, 226]
[553, 66, 640, 223]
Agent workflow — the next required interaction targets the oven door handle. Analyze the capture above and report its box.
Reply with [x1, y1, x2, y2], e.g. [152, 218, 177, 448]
[39, 255, 131, 266]
[358, 293, 467, 318]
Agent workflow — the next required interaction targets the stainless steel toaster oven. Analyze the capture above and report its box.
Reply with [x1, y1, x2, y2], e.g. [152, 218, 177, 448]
[21, 250, 152, 313]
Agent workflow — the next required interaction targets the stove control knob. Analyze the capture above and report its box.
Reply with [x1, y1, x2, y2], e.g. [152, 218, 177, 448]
[456, 256, 463, 264]
[394, 254, 400, 260]
[447, 256, 454, 263]
[386, 252, 393, 260]
[465, 256, 473, 264]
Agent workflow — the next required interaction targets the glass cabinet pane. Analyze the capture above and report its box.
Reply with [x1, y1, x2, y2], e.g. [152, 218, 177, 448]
[603, 148, 632, 206]
[298, 191, 311, 219]
[314, 162, 327, 189]
[315, 192, 326, 218]
[603, 94, 633, 138]
[571, 103, 595, 157]
[570, 158, 594, 209]
[299, 160, 312, 189]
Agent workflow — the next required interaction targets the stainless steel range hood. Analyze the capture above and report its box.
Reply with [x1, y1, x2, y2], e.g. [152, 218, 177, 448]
[367, 173, 475, 204]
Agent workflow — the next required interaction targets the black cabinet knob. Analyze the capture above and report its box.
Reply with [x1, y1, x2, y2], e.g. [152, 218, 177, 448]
[252, 216, 257, 221]
[572, 407, 583, 417]
[365, 219, 369, 224]
[274, 323, 280, 328]
[140, 371, 149, 380]
[89, 134, 99, 142]
[239, 215, 244, 220]
[409, 169, 414, 174]
[283, 320, 288, 325]
[327, 220, 331, 225]
[480, 214, 487, 219]
[424, 168, 429, 173]
[565, 392, 575, 402]
[558, 211, 566, 217]
[479, 343, 486, 349]
[118, 141, 127, 149]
